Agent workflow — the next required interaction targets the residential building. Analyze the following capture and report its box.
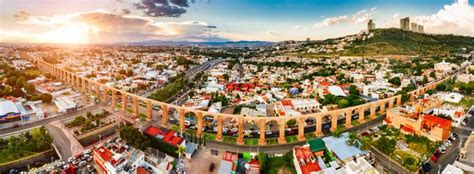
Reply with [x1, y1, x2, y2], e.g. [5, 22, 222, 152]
[386, 105, 452, 141]
[92, 143, 145, 174]
[411, 23, 419, 32]
[367, 19, 375, 31]
[400, 17, 410, 30]
[457, 132, 474, 173]
[293, 145, 321, 174]
[345, 157, 379, 174]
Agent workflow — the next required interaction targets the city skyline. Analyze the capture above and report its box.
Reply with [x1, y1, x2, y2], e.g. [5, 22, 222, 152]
[0, 0, 473, 44]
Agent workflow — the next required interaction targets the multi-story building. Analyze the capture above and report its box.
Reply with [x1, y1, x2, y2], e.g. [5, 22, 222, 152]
[418, 25, 424, 33]
[400, 17, 410, 30]
[411, 23, 419, 32]
[92, 143, 145, 174]
[367, 19, 375, 31]
[386, 103, 452, 142]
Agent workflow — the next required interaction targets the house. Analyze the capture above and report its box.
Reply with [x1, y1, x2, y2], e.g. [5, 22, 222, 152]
[92, 143, 145, 173]
[293, 145, 322, 174]
[345, 157, 379, 174]
[386, 106, 452, 141]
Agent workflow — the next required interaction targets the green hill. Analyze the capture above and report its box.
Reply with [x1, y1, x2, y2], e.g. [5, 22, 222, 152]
[339, 28, 474, 56]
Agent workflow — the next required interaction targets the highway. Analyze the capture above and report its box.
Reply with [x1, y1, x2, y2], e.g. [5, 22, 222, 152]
[0, 105, 101, 136]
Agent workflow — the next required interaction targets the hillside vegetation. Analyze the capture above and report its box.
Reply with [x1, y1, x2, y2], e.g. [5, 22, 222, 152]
[343, 28, 474, 56]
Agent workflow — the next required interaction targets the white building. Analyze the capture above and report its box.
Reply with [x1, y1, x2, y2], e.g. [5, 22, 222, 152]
[441, 164, 464, 174]
[345, 157, 379, 174]
[434, 61, 458, 74]
[54, 96, 77, 113]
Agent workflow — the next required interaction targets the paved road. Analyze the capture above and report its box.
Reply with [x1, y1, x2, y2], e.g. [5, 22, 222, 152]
[0, 105, 101, 136]
[204, 115, 385, 154]
[45, 123, 75, 160]
[427, 136, 465, 173]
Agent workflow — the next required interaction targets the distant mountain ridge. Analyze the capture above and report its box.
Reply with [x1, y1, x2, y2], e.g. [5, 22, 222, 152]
[123, 40, 273, 47]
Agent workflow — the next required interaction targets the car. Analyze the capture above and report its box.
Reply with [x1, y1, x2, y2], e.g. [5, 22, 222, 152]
[87, 165, 94, 172]
[72, 159, 80, 165]
[12, 124, 20, 128]
[67, 157, 75, 163]
[422, 163, 432, 172]
[209, 163, 215, 172]
[78, 161, 87, 167]
[57, 161, 66, 167]
[62, 164, 69, 170]
[439, 148, 446, 154]
[431, 155, 438, 162]
[46, 166, 55, 172]
[87, 156, 93, 162]
[83, 149, 91, 154]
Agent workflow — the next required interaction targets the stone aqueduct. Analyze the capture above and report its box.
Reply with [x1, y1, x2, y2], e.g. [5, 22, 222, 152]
[31, 57, 445, 146]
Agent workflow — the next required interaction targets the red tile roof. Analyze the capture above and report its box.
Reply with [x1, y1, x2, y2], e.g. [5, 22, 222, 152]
[144, 126, 184, 147]
[294, 146, 321, 174]
[401, 125, 415, 133]
[423, 115, 452, 129]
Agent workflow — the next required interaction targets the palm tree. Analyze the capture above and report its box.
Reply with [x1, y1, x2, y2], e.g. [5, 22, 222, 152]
[176, 145, 187, 159]
[347, 131, 357, 145]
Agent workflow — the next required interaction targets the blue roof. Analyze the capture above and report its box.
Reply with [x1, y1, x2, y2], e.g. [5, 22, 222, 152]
[322, 132, 367, 160]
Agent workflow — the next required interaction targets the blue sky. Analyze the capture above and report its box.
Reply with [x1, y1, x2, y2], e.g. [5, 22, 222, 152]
[0, 0, 473, 43]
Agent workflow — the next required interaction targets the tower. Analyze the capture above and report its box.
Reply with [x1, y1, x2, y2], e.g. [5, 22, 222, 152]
[367, 19, 375, 31]
[400, 17, 410, 30]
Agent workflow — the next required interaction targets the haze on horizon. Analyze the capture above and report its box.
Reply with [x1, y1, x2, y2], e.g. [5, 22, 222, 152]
[0, 0, 473, 44]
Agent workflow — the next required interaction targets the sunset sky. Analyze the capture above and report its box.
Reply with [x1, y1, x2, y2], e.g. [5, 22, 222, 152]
[0, 0, 473, 44]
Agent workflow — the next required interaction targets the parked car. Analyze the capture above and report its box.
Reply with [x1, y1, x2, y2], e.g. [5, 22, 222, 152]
[431, 155, 438, 162]
[422, 163, 432, 172]
[209, 163, 215, 172]
[87, 165, 94, 172]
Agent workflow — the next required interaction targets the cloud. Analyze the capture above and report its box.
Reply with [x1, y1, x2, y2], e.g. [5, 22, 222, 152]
[393, 13, 399, 19]
[267, 30, 278, 36]
[293, 25, 302, 30]
[313, 7, 376, 28]
[3, 10, 226, 43]
[411, 0, 474, 36]
[13, 11, 30, 21]
[134, 0, 192, 17]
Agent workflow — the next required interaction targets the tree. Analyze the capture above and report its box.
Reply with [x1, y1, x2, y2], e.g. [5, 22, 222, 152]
[349, 85, 359, 95]
[119, 126, 149, 151]
[40, 93, 53, 103]
[15, 76, 27, 89]
[175, 145, 187, 159]
[347, 131, 357, 146]
[375, 136, 396, 155]
[24, 83, 35, 93]
[436, 83, 446, 91]
[333, 127, 343, 137]
[389, 77, 401, 86]
[430, 71, 436, 79]
[257, 152, 268, 170]
[11, 88, 24, 98]
[337, 99, 350, 108]
[360, 136, 371, 150]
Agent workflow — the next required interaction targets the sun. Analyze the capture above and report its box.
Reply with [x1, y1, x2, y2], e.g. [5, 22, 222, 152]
[39, 23, 90, 44]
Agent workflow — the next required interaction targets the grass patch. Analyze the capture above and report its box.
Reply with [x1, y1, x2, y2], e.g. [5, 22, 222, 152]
[286, 135, 298, 143]
[244, 138, 259, 145]
[266, 138, 279, 145]
[352, 120, 361, 126]
[267, 151, 297, 174]
[203, 133, 216, 141]
[170, 125, 179, 132]
[305, 132, 317, 139]
[223, 136, 237, 144]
